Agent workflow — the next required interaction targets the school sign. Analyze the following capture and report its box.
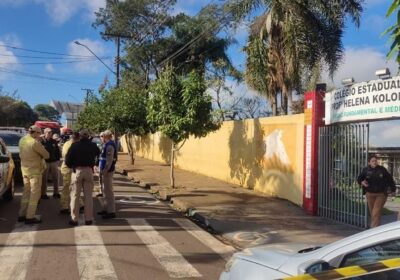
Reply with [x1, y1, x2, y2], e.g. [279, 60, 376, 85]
[325, 75, 400, 124]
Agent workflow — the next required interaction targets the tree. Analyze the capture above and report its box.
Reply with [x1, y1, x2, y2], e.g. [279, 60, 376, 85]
[207, 58, 242, 121]
[77, 86, 150, 135]
[147, 67, 220, 187]
[244, 34, 278, 115]
[226, 0, 363, 114]
[34, 104, 61, 122]
[94, 1, 237, 87]
[0, 90, 37, 127]
[384, 1, 400, 66]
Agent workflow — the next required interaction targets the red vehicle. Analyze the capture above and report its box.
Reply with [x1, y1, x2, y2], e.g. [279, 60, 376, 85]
[34, 121, 61, 135]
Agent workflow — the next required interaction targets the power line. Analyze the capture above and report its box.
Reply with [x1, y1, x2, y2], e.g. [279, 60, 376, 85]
[0, 59, 99, 65]
[0, 53, 110, 60]
[0, 43, 98, 58]
[0, 66, 95, 86]
[157, 0, 230, 67]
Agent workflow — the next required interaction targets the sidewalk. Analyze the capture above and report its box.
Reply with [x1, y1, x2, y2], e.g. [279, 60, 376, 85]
[117, 153, 366, 249]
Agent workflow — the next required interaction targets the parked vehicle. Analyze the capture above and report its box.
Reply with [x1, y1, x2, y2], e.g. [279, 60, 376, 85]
[285, 258, 400, 280]
[0, 126, 26, 135]
[220, 221, 400, 280]
[0, 137, 15, 201]
[0, 131, 23, 183]
[34, 121, 61, 135]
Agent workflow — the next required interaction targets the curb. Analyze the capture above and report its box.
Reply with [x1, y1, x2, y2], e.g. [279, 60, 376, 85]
[115, 168, 217, 234]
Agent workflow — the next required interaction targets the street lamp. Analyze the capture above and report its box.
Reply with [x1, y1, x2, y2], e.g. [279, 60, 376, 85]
[74, 41, 117, 83]
[375, 68, 391, 80]
[341, 77, 355, 86]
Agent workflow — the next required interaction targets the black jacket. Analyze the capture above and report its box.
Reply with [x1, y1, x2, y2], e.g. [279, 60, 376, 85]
[41, 138, 61, 163]
[357, 165, 396, 194]
[65, 138, 100, 170]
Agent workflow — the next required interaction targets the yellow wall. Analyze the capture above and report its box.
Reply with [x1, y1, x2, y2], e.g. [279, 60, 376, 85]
[121, 114, 305, 205]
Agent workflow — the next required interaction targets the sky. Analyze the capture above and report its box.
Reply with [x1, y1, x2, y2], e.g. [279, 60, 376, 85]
[0, 0, 398, 146]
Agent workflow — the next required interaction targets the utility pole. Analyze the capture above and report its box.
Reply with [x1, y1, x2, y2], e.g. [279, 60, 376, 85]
[103, 33, 134, 88]
[81, 88, 94, 105]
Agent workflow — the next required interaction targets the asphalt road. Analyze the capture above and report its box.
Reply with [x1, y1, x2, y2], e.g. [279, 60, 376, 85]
[0, 174, 233, 280]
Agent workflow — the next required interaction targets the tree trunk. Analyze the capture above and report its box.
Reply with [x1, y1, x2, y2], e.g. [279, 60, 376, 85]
[126, 133, 135, 165]
[281, 84, 289, 115]
[287, 88, 293, 115]
[170, 142, 175, 188]
[272, 95, 277, 116]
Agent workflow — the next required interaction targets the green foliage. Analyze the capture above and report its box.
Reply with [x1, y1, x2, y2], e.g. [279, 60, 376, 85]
[384, 0, 400, 66]
[34, 104, 61, 122]
[227, 0, 363, 114]
[77, 87, 150, 135]
[147, 67, 220, 144]
[0, 93, 38, 127]
[94, 0, 237, 87]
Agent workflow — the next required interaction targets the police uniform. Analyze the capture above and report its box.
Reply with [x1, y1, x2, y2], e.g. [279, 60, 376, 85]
[41, 129, 61, 198]
[60, 138, 84, 212]
[99, 139, 117, 217]
[18, 126, 49, 223]
[358, 164, 396, 227]
[65, 130, 100, 225]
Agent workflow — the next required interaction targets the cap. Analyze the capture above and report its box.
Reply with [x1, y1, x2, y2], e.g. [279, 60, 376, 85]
[80, 129, 90, 138]
[28, 125, 42, 133]
[44, 128, 52, 133]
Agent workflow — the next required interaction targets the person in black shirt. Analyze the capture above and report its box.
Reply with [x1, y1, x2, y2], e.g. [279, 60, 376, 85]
[65, 129, 100, 226]
[41, 128, 61, 199]
[357, 155, 396, 228]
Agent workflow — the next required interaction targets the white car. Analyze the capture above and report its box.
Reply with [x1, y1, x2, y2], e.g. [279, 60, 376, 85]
[220, 221, 400, 280]
[0, 137, 15, 201]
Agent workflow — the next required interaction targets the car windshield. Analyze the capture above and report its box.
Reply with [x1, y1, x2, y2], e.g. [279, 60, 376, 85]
[0, 133, 22, 146]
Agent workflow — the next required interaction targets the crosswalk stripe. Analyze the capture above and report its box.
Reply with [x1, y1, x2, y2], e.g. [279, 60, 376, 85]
[127, 218, 202, 278]
[74, 225, 118, 280]
[173, 218, 236, 262]
[0, 223, 38, 280]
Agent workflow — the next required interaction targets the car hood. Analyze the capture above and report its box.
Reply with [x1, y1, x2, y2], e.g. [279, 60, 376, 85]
[235, 243, 320, 270]
[7, 146, 19, 154]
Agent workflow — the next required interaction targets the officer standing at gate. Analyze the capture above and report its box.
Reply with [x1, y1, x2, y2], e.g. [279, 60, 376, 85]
[358, 155, 396, 228]
[65, 129, 100, 226]
[18, 125, 49, 224]
[97, 130, 117, 219]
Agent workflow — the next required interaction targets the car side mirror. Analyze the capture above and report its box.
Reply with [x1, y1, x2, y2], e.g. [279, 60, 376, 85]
[298, 260, 331, 274]
[0, 155, 10, 163]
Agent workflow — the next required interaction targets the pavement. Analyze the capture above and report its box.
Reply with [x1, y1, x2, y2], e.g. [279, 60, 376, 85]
[0, 174, 230, 279]
[116, 153, 400, 249]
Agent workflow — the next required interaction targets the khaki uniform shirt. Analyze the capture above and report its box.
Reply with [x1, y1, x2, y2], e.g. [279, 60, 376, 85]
[19, 134, 49, 176]
[61, 139, 73, 174]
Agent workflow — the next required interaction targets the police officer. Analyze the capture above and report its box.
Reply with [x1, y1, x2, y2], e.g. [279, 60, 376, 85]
[18, 125, 49, 224]
[358, 155, 396, 228]
[97, 130, 117, 219]
[60, 132, 80, 214]
[65, 129, 100, 226]
[41, 128, 61, 199]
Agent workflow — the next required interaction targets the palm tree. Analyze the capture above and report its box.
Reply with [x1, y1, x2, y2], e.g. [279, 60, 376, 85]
[228, 0, 363, 114]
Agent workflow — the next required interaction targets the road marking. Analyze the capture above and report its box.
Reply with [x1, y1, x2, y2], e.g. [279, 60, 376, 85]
[127, 218, 202, 278]
[117, 195, 160, 205]
[74, 225, 118, 280]
[0, 223, 38, 280]
[173, 218, 236, 261]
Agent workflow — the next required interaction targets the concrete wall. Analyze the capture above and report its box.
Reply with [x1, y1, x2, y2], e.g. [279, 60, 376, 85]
[121, 114, 305, 205]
